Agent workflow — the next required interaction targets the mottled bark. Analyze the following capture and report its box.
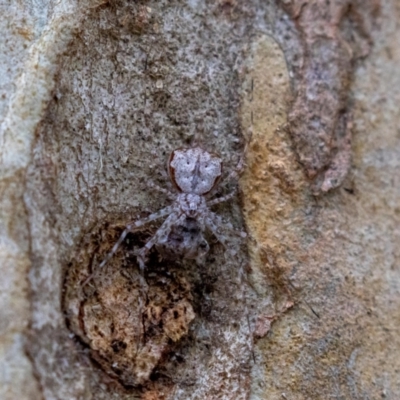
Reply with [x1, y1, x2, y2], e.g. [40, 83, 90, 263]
[0, 1, 399, 399]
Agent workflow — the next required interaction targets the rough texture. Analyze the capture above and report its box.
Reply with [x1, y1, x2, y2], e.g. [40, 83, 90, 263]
[23, 1, 256, 398]
[64, 226, 195, 387]
[0, 2, 86, 399]
[241, 8, 400, 400]
[0, 0, 399, 399]
[281, 0, 380, 192]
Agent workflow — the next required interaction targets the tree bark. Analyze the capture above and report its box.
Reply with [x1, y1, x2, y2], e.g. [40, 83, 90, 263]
[0, 0, 399, 399]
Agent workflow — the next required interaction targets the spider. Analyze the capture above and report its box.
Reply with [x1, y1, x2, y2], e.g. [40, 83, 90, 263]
[99, 145, 247, 272]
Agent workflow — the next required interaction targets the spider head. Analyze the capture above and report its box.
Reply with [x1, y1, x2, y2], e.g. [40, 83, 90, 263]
[168, 147, 223, 195]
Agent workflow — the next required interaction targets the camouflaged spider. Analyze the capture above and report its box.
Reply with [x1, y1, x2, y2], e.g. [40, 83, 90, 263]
[99, 146, 247, 271]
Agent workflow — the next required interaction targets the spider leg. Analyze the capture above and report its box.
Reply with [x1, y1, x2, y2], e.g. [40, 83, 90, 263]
[98, 205, 174, 269]
[135, 211, 182, 272]
[148, 180, 175, 200]
[204, 211, 247, 257]
[222, 136, 250, 184]
[207, 189, 237, 207]
[207, 138, 250, 203]
[224, 152, 245, 184]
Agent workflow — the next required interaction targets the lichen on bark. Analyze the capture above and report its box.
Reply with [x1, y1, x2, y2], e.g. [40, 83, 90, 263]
[0, 0, 399, 399]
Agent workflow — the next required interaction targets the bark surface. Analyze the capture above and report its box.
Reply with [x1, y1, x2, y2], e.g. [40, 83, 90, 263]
[0, 0, 399, 399]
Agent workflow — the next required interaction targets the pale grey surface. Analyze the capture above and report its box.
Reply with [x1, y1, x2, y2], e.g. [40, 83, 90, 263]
[0, 0, 399, 399]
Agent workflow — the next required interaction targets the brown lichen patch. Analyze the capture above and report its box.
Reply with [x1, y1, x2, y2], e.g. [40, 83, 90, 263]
[141, 387, 175, 400]
[240, 34, 308, 295]
[280, 0, 381, 192]
[63, 222, 195, 388]
[240, 34, 322, 397]
[162, 299, 195, 342]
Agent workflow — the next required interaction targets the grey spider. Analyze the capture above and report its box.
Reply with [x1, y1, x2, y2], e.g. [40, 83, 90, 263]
[99, 145, 247, 271]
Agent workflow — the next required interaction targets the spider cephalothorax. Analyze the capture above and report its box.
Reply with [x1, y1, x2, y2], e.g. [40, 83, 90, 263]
[99, 145, 246, 271]
[168, 147, 223, 194]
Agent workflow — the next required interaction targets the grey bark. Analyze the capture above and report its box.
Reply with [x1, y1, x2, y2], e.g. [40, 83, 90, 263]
[0, 0, 399, 399]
